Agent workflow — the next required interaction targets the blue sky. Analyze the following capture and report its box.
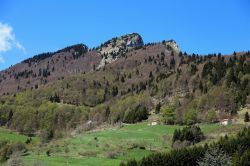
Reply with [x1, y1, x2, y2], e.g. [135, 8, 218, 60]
[0, 0, 250, 70]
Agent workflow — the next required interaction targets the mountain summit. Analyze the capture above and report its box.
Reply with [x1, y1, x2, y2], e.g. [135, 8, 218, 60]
[163, 40, 180, 54]
[96, 33, 144, 68]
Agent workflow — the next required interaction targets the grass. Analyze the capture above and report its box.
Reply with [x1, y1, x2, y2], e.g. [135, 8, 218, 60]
[0, 127, 39, 143]
[19, 122, 244, 166]
[0, 122, 244, 166]
[24, 154, 121, 166]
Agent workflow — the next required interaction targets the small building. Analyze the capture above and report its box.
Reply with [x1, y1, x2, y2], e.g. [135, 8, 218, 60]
[148, 121, 158, 126]
[220, 119, 232, 126]
[151, 122, 158, 126]
[86, 120, 92, 125]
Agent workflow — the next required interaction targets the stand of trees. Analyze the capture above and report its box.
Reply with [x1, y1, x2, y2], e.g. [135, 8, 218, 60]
[123, 105, 148, 123]
[121, 127, 250, 166]
[172, 125, 204, 148]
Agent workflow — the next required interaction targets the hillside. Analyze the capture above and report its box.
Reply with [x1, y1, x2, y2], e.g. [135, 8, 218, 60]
[0, 33, 250, 165]
[0, 33, 250, 130]
[0, 44, 100, 95]
[0, 33, 143, 96]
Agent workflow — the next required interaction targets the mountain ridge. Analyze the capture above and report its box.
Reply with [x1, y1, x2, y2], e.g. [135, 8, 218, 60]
[0, 33, 181, 96]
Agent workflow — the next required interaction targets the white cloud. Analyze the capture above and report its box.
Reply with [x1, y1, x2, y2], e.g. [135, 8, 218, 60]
[0, 22, 25, 63]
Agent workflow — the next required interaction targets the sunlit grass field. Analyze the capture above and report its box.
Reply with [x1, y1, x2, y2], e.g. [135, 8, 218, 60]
[23, 123, 243, 166]
[0, 122, 244, 166]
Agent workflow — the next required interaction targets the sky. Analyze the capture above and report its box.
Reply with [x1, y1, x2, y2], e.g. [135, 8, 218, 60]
[0, 0, 250, 70]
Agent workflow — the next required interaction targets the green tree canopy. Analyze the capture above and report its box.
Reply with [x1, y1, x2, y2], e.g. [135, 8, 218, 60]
[160, 105, 175, 125]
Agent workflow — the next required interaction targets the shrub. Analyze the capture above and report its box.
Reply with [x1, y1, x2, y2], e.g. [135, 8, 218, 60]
[191, 64, 198, 75]
[40, 129, 54, 143]
[172, 125, 204, 146]
[184, 108, 197, 125]
[78, 151, 97, 157]
[123, 105, 148, 123]
[106, 150, 120, 159]
[155, 103, 161, 114]
[206, 108, 217, 123]
[7, 152, 24, 166]
[25, 137, 32, 144]
[0, 141, 27, 162]
[244, 112, 249, 122]
[160, 105, 175, 125]
[172, 140, 191, 149]
[46, 150, 50, 156]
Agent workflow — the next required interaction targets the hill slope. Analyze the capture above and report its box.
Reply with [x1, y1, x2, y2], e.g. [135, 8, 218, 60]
[0, 33, 249, 135]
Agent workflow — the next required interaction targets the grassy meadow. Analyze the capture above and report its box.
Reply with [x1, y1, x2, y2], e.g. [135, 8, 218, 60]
[0, 122, 243, 166]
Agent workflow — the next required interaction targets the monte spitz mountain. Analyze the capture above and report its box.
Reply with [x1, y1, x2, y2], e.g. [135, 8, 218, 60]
[0, 32, 249, 136]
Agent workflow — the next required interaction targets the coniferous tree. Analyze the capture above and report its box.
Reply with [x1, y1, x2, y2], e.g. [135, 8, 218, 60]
[170, 58, 175, 67]
[244, 112, 250, 122]
[199, 81, 203, 92]
[191, 64, 197, 75]
[160, 105, 175, 125]
[155, 103, 161, 114]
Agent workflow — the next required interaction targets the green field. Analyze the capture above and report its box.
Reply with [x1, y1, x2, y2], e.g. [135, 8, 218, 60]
[0, 128, 40, 143]
[0, 123, 235, 166]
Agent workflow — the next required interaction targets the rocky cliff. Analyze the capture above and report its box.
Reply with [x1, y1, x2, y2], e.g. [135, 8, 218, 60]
[96, 33, 144, 68]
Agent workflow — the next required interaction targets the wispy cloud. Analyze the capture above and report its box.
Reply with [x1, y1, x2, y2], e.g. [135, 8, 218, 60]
[0, 22, 25, 63]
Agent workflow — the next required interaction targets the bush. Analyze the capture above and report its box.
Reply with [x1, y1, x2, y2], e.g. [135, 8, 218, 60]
[40, 129, 54, 143]
[184, 108, 197, 125]
[244, 112, 249, 122]
[46, 150, 50, 156]
[123, 105, 148, 123]
[106, 150, 120, 159]
[7, 152, 24, 166]
[172, 140, 191, 149]
[160, 105, 175, 125]
[206, 108, 217, 123]
[0, 141, 27, 162]
[78, 151, 97, 157]
[172, 125, 204, 146]
[155, 103, 161, 114]
[127, 142, 147, 150]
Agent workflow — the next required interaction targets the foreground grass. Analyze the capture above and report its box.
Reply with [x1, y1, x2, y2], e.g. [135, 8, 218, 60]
[26, 123, 242, 166]
[24, 154, 121, 166]
[0, 123, 244, 166]
[0, 128, 34, 142]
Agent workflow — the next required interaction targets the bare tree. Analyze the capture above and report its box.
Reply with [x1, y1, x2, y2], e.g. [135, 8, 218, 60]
[198, 148, 231, 166]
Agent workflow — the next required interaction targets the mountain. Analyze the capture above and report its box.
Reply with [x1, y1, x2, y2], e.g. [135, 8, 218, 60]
[0, 33, 250, 135]
[96, 33, 144, 68]
[0, 33, 181, 96]
[0, 33, 144, 96]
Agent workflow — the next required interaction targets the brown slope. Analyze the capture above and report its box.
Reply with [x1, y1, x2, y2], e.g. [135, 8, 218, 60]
[0, 46, 101, 95]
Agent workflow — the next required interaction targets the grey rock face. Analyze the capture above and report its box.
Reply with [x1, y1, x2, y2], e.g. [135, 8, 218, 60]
[163, 40, 180, 54]
[96, 33, 144, 68]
